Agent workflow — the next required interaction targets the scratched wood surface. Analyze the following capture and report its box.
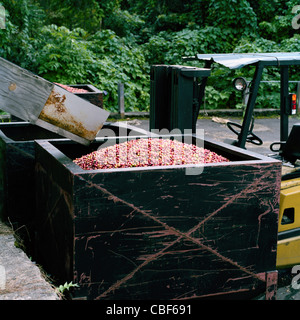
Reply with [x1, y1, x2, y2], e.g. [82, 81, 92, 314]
[0, 58, 110, 145]
[0, 122, 63, 255]
[0, 122, 145, 257]
[0, 123, 62, 222]
[0, 58, 53, 122]
[34, 137, 282, 300]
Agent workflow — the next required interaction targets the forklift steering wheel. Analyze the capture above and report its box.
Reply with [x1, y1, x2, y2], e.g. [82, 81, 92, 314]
[227, 121, 263, 146]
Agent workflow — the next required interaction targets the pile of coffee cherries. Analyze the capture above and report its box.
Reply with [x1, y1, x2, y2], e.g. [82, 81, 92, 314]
[55, 83, 89, 93]
[74, 138, 229, 170]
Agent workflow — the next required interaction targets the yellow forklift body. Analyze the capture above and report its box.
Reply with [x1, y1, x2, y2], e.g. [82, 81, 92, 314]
[277, 177, 300, 268]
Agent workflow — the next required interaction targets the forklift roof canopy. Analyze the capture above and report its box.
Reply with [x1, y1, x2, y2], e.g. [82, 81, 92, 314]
[186, 52, 300, 69]
[184, 52, 300, 149]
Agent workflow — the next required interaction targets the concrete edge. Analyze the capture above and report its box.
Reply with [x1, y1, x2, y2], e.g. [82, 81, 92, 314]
[0, 222, 61, 300]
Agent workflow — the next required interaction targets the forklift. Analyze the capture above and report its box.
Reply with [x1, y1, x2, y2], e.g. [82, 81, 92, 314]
[150, 52, 300, 270]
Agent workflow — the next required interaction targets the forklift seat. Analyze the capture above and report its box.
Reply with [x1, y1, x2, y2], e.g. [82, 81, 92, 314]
[271, 123, 300, 164]
[269, 124, 300, 181]
[281, 124, 300, 163]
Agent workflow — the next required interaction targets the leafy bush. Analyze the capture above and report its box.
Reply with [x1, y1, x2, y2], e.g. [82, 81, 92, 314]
[1, 0, 299, 113]
[0, 0, 45, 69]
[35, 26, 93, 83]
[32, 26, 150, 112]
[207, 0, 258, 42]
[143, 26, 234, 66]
[87, 30, 150, 112]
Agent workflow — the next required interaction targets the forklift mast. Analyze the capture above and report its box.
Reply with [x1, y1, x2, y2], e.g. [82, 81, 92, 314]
[150, 64, 210, 134]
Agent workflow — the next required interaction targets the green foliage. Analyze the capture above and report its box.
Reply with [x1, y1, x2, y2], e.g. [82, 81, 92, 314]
[87, 30, 150, 112]
[0, 0, 45, 69]
[34, 26, 92, 83]
[204, 86, 232, 110]
[234, 38, 280, 53]
[57, 281, 79, 294]
[38, 0, 103, 33]
[207, 0, 258, 45]
[102, 8, 145, 38]
[31, 26, 149, 112]
[0, 0, 299, 112]
[143, 26, 233, 66]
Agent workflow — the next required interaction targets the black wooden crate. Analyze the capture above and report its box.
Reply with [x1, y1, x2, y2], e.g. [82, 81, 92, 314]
[0, 121, 148, 247]
[67, 84, 104, 109]
[34, 135, 282, 300]
[0, 122, 62, 225]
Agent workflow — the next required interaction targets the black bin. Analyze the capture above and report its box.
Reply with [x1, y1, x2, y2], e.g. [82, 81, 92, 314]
[150, 65, 210, 133]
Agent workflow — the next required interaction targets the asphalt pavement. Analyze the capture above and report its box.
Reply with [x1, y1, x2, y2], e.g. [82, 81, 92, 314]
[125, 115, 300, 157]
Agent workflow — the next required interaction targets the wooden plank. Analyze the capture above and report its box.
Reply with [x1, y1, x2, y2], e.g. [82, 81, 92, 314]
[0, 58, 110, 145]
[35, 85, 110, 145]
[0, 58, 53, 121]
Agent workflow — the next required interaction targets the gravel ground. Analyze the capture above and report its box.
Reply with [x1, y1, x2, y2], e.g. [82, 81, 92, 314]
[0, 223, 60, 300]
